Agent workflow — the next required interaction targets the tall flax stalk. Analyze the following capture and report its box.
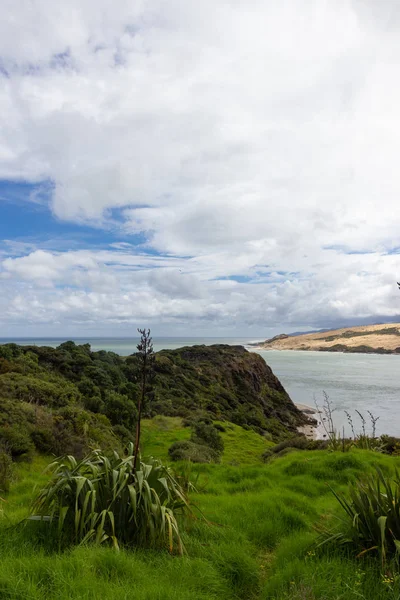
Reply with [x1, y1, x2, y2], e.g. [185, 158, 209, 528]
[133, 328, 155, 470]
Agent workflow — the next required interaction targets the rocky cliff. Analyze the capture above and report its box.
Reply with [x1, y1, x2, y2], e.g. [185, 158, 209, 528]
[153, 344, 307, 437]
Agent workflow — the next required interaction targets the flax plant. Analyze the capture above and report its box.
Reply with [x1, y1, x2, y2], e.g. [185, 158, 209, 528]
[29, 443, 192, 553]
[320, 467, 400, 570]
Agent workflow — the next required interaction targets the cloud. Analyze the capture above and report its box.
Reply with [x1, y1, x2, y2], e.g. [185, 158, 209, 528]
[1, 0, 400, 333]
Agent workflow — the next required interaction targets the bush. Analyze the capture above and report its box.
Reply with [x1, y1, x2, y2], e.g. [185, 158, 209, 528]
[380, 435, 400, 456]
[214, 423, 226, 432]
[270, 436, 310, 453]
[168, 440, 220, 463]
[112, 424, 134, 445]
[30, 428, 56, 455]
[192, 420, 224, 454]
[0, 373, 81, 407]
[30, 444, 192, 553]
[0, 426, 34, 460]
[0, 449, 12, 493]
[103, 391, 137, 429]
[321, 467, 400, 568]
[262, 436, 329, 461]
[82, 395, 105, 414]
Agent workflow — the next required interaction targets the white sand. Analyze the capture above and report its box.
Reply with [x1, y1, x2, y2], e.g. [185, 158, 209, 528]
[296, 403, 326, 441]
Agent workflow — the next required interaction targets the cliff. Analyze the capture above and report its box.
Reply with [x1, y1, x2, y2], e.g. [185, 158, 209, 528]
[153, 344, 307, 437]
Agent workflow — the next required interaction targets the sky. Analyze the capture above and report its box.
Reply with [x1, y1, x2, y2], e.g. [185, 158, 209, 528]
[1, 0, 400, 338]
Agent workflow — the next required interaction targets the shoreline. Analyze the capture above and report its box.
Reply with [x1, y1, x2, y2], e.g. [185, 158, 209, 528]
[249, 345, 400, 356]
[295, 403, 325, 441]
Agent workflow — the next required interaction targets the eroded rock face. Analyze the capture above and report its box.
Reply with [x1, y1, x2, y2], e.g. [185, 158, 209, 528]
[154, 344, 307, 439]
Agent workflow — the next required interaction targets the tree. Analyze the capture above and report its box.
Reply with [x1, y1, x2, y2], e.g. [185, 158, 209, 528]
[133, 329, 155, 469]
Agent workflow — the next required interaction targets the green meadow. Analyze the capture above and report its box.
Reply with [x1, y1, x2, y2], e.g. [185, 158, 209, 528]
[1, 417, 400, 600]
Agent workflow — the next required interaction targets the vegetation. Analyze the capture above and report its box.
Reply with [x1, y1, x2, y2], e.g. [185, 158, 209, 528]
[141, 416, 273, 465]
[0, 449, 13, 494]
[319, 344, 396, 354]
[1, 442, 400, 599]
[169, 417, 225, 463]
[0, 342, 307, 464]
[30, 444, 191, 553]
[133, 328, 155, 469]
[2, 340, 400, 598]
[321, 467, 400, 570]
[322, 327, 400, 342]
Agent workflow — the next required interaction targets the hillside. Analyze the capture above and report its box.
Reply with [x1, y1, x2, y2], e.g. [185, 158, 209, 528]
[2, 430, 400, 599]
[255, 322, 400, 354]
[0, 342, 307, 460]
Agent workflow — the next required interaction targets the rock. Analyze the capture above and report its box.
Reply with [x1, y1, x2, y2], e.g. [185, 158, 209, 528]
[154, 344, 308, 440]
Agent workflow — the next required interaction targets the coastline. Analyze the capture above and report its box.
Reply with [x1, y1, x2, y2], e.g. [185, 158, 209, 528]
[295, 403, 325, 441]
[247, 323, 400, 355]
[249, 345, 400, 356]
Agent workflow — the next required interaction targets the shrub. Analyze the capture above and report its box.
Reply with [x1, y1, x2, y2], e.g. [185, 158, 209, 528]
[270, 436, 310, 453]
[0, 449, 12, 493]
[0, 372, 81, 407]
[192, 420, 224, 454]
[30, 428, 56, 454]
[321, 467, 400, 569]
[112, 424, 134, 445]
[380, 435, 400, 456]
[0, 426, 34, 460]
[29, 444, 192, 553]
[82, 395, 105, 414]
[168, 440, 220, 463]
[262, 436, 329, 461]
[103, 391, 137, 429]
[214, 423, 226, 432]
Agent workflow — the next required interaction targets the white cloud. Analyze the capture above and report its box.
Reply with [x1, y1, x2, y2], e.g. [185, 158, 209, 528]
[1, 0, 400, 333]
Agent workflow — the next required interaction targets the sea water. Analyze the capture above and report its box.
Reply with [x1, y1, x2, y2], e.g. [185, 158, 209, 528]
[1, 337, 399, 436]
[257, 349, 400, 438]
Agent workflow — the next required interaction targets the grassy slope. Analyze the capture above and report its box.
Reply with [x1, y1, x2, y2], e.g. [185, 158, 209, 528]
[141, 416, 274, 465]
[1, 419, 400, 600]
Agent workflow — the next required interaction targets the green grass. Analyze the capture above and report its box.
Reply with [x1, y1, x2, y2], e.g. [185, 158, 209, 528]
[1, 423, 400, 599]
[141, 416, 273, 465]
[141, 416, 191, 461]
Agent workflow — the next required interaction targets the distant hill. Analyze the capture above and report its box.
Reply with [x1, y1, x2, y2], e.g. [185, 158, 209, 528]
[254, 323, 400, 354]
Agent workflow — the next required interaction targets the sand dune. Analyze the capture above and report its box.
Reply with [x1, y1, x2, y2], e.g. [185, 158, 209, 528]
[256, 323, 400, 354]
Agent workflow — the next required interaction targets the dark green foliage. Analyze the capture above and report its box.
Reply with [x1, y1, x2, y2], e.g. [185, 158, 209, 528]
[0, 341, 303, 465]
[380, 435, 400, 456]
[112, 424, 134, 445]
[192, 420, 224, 454]
[0, 449, 12, 493]
[214, 423, 226, 432]
[169, 419, 224, 463]
[0, 426, 34, 459]
[319, 344, 393, 354]
[168, 440, 220, 463]
[0, 372, 81, 407]
[30, 428, 56, 455]
[263, 436, 329, 461]
[103, 391, 137, 429]
[153, 345, 306, 438]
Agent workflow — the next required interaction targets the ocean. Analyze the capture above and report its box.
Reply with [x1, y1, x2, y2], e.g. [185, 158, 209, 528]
[1, 337, 399, 437]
